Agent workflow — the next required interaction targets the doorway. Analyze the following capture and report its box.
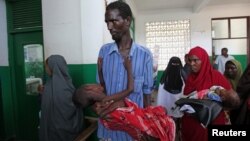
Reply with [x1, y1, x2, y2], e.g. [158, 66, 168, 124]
[11, 31, 44, 141]
[6, 0, 43, 140]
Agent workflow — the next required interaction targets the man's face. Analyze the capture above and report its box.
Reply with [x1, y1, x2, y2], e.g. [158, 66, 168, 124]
[105, 9, 130, 41]
[221, 49, 228, 56]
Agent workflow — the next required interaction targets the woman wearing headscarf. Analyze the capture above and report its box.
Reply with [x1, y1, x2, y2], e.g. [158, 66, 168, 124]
[156, 56, 185, 117]
[230, 63, 250, 124]
[224, 59, 243, 90]
[39, 55, 83, 141]
[181, 46, 240, 141]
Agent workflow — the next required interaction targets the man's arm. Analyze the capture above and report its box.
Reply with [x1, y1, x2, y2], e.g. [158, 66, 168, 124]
[101, 57, 134, 102]
[94, 57, 134, 118]
[143, 53, 154, 108]
[98, 57, 106, 93]
[143, 94, 151, 108]
[213, 56, 219, 70]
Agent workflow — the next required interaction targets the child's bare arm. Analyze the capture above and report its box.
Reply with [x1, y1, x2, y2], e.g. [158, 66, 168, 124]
[73, 84, 106, 108]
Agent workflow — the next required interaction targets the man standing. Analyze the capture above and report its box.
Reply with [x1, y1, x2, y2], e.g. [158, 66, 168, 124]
[97, 1, 154, 140]
[214, 47, 234, 74]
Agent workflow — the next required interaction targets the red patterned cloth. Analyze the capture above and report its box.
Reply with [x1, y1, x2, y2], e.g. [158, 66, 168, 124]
[101, 99, 175, 141]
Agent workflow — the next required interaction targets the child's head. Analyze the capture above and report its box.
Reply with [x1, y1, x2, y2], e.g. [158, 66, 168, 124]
[74, 84, 106, 108]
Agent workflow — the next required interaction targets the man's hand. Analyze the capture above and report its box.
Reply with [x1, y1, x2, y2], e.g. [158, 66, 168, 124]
[94, 100, 125, 118]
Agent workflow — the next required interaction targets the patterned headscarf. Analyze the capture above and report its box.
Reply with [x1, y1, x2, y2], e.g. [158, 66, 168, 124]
[224, 59, 243, 90]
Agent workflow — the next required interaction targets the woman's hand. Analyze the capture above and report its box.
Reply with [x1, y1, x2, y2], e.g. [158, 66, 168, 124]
[37, 84, 44, 93]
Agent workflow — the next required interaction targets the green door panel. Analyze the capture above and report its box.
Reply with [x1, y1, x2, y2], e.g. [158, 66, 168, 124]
[11, 31, 43, 141]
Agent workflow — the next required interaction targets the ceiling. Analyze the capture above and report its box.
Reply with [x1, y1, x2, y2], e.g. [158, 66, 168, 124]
[133, 0, 250, 13]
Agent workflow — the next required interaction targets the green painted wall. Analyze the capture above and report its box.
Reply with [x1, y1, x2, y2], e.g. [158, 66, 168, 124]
[0, 66, 15, 140]
[234, 55, 247, 71]
[68, 64, 98, 117]
[68, 64, 98, 141]
[68, 64, 97, 87]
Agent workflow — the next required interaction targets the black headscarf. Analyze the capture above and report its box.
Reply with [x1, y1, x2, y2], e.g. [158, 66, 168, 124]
[160, 57, 183, 94]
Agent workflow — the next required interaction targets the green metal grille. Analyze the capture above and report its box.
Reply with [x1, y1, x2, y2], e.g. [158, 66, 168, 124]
[9, 0, 42, 30]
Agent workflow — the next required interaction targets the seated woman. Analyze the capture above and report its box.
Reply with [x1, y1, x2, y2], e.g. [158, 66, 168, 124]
[180, 46, 240, 141]
[40, 55, 83, 141]
[224, 59, 243, 90]
[73, 58, 175, 141]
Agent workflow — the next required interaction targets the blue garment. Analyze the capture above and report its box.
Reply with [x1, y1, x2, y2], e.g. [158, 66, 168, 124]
[207, 92, 222, 102]
[97, 41, 154, 140]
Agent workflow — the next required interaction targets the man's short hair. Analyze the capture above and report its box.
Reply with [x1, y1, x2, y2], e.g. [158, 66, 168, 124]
[106, 1, 132, 19]
[222, 48, 228, 52]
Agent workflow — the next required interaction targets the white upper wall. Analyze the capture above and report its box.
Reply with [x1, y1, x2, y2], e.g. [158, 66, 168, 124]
[42, 0, 83, 64]
[124, 0, 138, 17]
[44, 0, 247, 64]
[42, 0, 139, 64]
[81, 0, 108, 64]
[136, 3, 250, 56]
[79, 0, 138, 64]
[0, 0, 8, 66]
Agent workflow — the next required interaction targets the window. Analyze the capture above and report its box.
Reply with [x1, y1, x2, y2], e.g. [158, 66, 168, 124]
[211, 17, 249, 69]
[145, 20, 191, 70]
